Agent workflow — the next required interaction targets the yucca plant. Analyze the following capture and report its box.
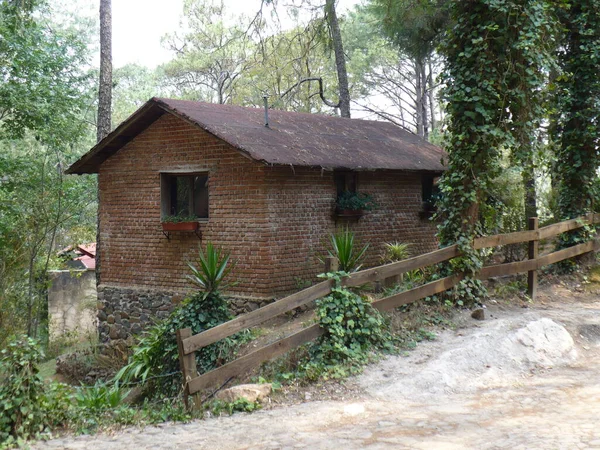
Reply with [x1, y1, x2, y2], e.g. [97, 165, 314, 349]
[114, 242, 237, 397]
[328, 228, 369, 272]
[381, 242, 411, 264]
[187, 242, 234, 294]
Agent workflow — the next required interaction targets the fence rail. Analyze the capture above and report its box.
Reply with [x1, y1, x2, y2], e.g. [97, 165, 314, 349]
[177, 214, 600, 407]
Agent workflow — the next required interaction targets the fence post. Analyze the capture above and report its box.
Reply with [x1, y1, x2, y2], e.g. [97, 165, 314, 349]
[176, 327, 198, 410]
[324, 256, 339, 273]
[527, 217, 539, 300]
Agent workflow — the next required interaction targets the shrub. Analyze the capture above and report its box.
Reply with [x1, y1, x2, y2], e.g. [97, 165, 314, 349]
[335, 191, 376, 211]
[186, 242, 234, 293]
[0, 337, 51, 445]
[115, 242, 238, 397]
[381, 242, 411, 264]
[304, 273, 392, 379]
[327, 228, 369, 272]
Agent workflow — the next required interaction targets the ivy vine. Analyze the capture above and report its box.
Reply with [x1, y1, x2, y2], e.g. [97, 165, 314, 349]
[437, 0, 553, 303]
[552, 0, 600, 247]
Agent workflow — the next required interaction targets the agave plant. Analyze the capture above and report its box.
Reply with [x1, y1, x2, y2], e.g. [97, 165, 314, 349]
[381, 242, 411, 264]
[328, 228, 369, 272]
[186, 242, 234, 294]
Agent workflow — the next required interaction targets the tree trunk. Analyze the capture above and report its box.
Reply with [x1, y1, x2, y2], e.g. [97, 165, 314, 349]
[414, 57, 428, 138]
[96, 0, 112, 289]
[427, 58, 436, 133]
[325, 0, 350, 118]
[97, 0, 112, 142]
[522, 150, 537, 220]
[415, 59, 424, 137]
[420, 61, 429, 139]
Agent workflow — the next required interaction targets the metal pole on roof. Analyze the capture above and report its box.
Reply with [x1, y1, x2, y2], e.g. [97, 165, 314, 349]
[263, 95, 269, 128]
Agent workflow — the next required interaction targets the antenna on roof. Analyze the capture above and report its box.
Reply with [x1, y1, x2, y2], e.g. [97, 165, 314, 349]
[263, 95, 269, 128]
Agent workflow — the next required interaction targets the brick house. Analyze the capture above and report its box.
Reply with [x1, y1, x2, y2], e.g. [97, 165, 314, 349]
[67, 98, 445, 342]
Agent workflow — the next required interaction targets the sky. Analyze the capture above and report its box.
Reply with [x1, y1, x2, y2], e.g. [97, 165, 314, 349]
[105, 0, 359, 69]
[112, 0, 184, 68]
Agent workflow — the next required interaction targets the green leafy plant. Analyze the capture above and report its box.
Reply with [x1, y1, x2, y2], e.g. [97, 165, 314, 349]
[75, 381, 128, 412]
[327, 228, 369, 272]
[161, 214, 198, 223]
[0, 337, 50, 445]
[335, 191, 376, 211]
[115, 243, 238, 397]
[206, 398, 262, 416]
[381, 242, 411, 264]
[306, 275, 391, 378]
[187, 242, 234, 293]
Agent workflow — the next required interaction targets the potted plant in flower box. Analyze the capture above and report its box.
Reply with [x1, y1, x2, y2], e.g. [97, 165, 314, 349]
[161, 214, 199, 232]
[335, 191, 376, 218]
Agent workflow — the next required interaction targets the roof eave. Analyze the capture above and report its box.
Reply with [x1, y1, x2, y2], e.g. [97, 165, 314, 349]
[65, 100, 166, 175]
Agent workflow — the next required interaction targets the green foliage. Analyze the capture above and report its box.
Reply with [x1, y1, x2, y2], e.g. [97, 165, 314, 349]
[335, 191, 376, 211]
[0, 337, 47, 445]
[161, 0, 253, 104]
[552, 0, 600, 247]
[327, 228, 369, 272]
[0, 0, 91, 146]
[115, 291, 236, 396]
[161, 214, 199, 223]
[309, 275, 391, 376]
[380, 242, 411, 264]
[205, 398, 261, 416]
[187, 242, 234, 293]
[436, 0, 554, 305]
[0, 0, 96, 344]
[116, 243, 238, 396]
[369, 0, 449, 62]
[75, 381, 129, 412]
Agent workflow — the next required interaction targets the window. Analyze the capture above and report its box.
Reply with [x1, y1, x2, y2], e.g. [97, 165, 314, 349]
[161, 173, 209, 219]
[334, 171, 358, 195]
[422, 175, 440, 211]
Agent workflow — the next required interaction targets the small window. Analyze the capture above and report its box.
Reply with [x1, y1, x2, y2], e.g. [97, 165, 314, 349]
[334, 171, 358, 196]
[422, 175, 440, 211]
[161, 173, 209, 219]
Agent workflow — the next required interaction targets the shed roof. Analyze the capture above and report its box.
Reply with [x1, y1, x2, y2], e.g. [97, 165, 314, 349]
[67, 98, 446, 174]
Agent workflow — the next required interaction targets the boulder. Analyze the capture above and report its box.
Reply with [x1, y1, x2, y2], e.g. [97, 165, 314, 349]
[215, 383, 272, 404]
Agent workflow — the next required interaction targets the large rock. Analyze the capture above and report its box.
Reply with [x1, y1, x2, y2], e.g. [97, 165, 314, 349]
[215, 383, 272, 403]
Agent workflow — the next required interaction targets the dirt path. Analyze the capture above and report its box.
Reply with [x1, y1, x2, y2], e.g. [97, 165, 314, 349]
[34, 285, 600, 449]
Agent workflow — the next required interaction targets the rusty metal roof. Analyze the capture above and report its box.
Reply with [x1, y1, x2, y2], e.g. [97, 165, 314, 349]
[67, 98, 446, 174]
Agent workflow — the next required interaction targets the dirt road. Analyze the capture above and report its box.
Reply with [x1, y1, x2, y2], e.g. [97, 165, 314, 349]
[34, 285, 600, 449]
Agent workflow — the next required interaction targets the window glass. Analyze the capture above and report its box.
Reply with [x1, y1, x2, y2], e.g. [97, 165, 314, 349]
[162, 173, 209, 219]
[193, 175, 209, 218]
[334, 171, 358, 195]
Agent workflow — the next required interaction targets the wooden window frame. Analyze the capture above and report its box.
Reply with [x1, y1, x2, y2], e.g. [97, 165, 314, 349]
[334, 171, 358, 196]
[160, 172, 209, 221]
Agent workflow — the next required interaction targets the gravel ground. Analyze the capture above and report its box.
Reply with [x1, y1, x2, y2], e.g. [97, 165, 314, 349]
[32, 281, 600, 449]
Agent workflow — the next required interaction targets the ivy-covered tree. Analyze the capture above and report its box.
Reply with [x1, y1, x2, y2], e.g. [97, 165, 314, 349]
[553, 0, 600, 243]
[437, 0, 552, 303]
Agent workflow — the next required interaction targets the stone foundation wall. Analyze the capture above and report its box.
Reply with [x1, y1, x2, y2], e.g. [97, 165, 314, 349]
[97, 284, 274, 343]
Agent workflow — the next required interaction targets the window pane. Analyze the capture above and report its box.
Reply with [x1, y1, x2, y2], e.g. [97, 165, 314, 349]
[193, 175, 209, 218]
[170, 176, 191, 216]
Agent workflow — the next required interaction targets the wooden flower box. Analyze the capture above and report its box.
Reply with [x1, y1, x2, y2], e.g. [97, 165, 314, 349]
[161, 221, 199, 232]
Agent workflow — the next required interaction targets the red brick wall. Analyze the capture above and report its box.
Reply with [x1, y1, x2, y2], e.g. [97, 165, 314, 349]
[264, 167, 438, 296]
[98, 114, 274, 299]
[98, 113, 438, 302]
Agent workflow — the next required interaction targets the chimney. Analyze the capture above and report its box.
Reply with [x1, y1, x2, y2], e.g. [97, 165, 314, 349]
[263, 95, 269, 128]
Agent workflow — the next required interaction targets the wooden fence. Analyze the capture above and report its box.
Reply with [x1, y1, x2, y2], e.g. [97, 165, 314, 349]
[176, 213, 600, 407]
